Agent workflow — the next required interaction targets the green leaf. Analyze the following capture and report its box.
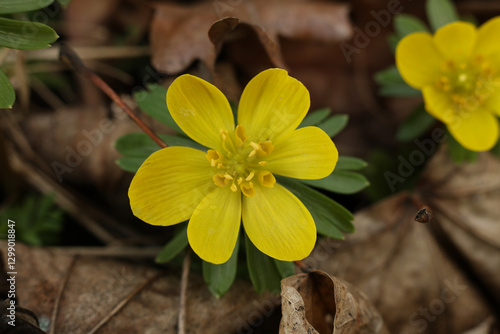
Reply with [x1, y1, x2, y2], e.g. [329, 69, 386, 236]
[299, 108, 331, 128]
[245, 233, 282, 294]
[491, 137, 500, 158]
[394, 14, 429, 38]
[300, 170, 370, 195]
[134, 84, 184, 134]
[374, 65, 421, 97]
[278, 177, 354, 237]
[0, 0, 54, 14]
[318, 114, 348, 137]
[57, 0, 72, 6]
[273, 260, 295, 279]
[447, 130, 478, 163]
[426, 0, 459, 31]
[396, 104, 436, 142]
[203, 237, 239, 297]
[336, 156, 368, 171]
[0, 193, 64, 246]
[155, 224, 189, 263]
[387, 33, 399, 54]
[0, 67, 15, 108]
[0, 17, 58, 50]
[115, 132, 206, 172]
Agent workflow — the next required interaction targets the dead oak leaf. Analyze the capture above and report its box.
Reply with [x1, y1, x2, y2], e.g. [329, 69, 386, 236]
[150, 0, 352, 73]
[308, 147, 500, 333]
[280, 270, 389, 334]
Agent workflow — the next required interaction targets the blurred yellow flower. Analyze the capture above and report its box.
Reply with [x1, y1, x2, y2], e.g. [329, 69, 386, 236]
[396, 18, 500, 151]
[129, 69, 338, 264]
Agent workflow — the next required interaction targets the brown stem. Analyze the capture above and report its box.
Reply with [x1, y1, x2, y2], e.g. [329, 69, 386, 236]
[59, 43, 167, 149]
[178, 249, 191, 334]
[293, 260, 311, 273]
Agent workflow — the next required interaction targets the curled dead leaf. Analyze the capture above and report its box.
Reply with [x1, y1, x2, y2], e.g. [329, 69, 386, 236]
[150, 0, 352, 73]
[280, 270, 389, 334]
[309, 146, 499, 333]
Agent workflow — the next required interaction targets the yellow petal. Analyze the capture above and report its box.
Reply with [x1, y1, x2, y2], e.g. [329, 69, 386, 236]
[447, 108, 499, 151]
[396, 32, 444, 89]
[188, 187, 241, 264]
[266, 126, 338, 179]
[475, 16, 500, 65]
[242, 184, 316, 261]
[237, 68, 310, 142]
[484, 91, 500, 117]
[166, 74, 234, 150]
[129, 147, 215, 226]
[422, 86, 456, 123]
[434, 22, 477, 62]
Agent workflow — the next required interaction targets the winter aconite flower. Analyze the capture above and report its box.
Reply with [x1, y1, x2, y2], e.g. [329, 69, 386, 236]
[129, 69, 338, 264]
[396, 18, 500, 151]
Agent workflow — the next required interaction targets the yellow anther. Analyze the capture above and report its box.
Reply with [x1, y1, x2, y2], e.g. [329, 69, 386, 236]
[223, 173, 233, 180]
[258, 161, 267, 166]
[230, 184, 238, 192]
[237, 177, 243, 185]
[245, 171, 255, 181]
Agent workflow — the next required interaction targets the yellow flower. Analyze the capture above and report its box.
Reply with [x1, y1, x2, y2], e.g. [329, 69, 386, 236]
[396, 18, 500, 151]
[129, 69, 338, 264]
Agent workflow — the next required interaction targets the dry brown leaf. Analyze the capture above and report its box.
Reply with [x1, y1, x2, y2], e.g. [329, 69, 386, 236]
[420, 148, 500, 303]
[0, 241, 278, 333]
[150, 0, 352, 74]
[280, 270, 389, 334]
[309, 147, 500, 333]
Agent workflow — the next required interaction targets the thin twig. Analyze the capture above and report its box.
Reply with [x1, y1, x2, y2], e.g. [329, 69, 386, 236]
[49, 256, 78, 334]
[178, 249, 191, 334]
[59, 43, 167, 149]
[87, 271, 166, 334]
[293, 260, 312, 273]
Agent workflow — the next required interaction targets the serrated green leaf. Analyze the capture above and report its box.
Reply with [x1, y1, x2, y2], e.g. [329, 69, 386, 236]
[0, 17, 58, 50]
[245, 233, 282, 294]
[375, 65, 421, 97]
[396, 104, 436, 142]
[155, 224, 188, 263]
[299, 108, 331, 128]
[0, 67, 15, 108]
[394, 14, 429, 38]
[447, 130, 478, 163]
[0, 0, 54, 14]
[273, 259, 295, 279]
[278, 177, 354, 236]
[300, 171, 370, 195]
[426, 0, 459, 31]
[203, 237, 239, 297]
[134, 84, 184, 134]
[115, 132, 206, 173]
[336, 156, 368, 171]
[318, 114, 348, 137]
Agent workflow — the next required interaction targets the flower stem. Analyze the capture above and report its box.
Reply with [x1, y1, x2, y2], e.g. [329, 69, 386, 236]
[178, 249, 191, 334]
[59, 43, 167, 149]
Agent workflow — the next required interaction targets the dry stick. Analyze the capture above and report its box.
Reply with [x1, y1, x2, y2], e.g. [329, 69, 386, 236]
[293, 260, 311, 273]
[87, 271, 166, 334]
[49, 256, 78, 334]
[59, 43, 167, 149]
[178, 249, 192, 334]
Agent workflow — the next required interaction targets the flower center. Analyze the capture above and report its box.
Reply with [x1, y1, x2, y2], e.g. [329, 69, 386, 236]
[206, 125, 276, 197]
[435, 56, 497, 112]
